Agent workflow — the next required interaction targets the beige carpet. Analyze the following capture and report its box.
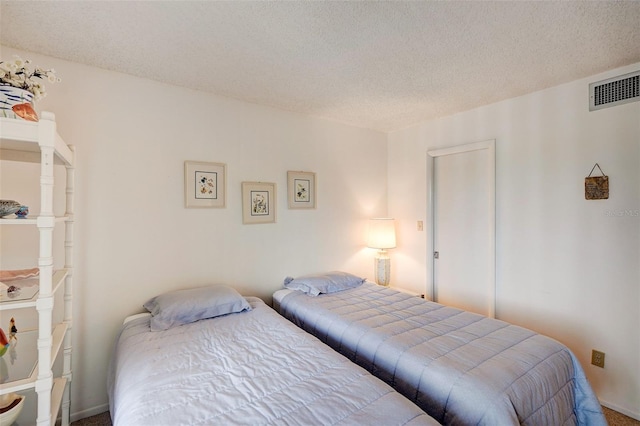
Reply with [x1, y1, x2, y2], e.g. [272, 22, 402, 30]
[603, 407, 640, 426]
[71, 407, 639, 425]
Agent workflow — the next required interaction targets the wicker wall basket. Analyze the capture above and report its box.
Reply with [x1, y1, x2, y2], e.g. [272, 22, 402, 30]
[585, 164, 609, 200]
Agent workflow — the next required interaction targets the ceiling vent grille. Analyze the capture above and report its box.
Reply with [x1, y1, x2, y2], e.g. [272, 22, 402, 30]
[589, 70, 639, 111]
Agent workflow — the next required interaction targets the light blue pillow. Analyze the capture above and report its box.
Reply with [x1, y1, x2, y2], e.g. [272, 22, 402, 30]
[283, 271, 365, 297]
[143, 285, 251, 331]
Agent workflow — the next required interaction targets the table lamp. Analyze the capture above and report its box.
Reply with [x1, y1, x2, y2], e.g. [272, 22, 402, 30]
[367, 218, 396, 286]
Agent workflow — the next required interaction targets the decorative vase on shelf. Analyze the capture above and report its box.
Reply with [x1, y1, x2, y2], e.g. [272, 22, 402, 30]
[0, 86, 38, 122]
[0, 392, 26, 426]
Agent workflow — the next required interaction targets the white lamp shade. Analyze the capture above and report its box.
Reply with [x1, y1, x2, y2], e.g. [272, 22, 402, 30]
[367, 218, 396, 249]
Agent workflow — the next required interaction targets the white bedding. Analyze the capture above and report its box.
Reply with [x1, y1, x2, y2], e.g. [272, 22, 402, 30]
[108, 296, 437, 425]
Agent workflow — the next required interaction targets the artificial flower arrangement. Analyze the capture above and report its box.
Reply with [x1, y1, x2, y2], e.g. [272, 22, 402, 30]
[0, 56, 61, 121]
[0, 55, 60, 101]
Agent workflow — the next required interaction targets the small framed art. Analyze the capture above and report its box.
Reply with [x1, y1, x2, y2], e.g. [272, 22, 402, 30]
[287, 171, 316, 209]
[184, 161, 226, 208]
[242, 182, 276, 224]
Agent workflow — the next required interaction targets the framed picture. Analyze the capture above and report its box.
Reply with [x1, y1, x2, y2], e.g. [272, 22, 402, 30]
[287, 171, 316, 209]
[242, 182, 276, 224]
[184, 161, 226, 208]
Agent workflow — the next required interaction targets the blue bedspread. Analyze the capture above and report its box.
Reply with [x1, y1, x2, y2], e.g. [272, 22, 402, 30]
[274, 283, 606, 425]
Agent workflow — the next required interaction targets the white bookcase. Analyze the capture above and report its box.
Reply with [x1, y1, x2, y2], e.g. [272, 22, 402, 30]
[0, 112, 74, 426]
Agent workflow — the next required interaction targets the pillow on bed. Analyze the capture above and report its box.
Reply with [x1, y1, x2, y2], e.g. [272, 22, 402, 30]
[143, 285, 251, 331]
[283, 271, 365, 296]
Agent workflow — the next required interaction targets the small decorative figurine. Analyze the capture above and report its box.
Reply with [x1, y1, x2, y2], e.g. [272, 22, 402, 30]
[6, 285, 19, 299]
[14, 206, 28, 219]
[8, 318, 16, 343]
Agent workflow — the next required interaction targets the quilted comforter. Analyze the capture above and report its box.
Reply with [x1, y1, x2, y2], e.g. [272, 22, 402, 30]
[274, 283, 606, 425]
[108, 296, 437, 425]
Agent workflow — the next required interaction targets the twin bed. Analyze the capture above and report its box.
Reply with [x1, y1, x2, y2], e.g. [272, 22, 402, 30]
[273, 274, 606, 425]
[109, 274, 605, 425]
[108, 286, 437, 425]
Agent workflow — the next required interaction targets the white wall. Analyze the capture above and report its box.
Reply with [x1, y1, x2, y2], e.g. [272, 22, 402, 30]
[0, 46, 388, 419]
[388, 63, 640, 418]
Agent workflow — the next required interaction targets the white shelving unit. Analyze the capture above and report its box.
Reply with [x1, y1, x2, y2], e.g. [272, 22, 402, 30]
[0, 112, 74, 426]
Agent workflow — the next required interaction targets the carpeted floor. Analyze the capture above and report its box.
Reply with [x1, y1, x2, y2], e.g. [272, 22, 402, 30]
[603, 407, 640, 426]
[71, 411, 110, 426]
[71, 407, 639, 425]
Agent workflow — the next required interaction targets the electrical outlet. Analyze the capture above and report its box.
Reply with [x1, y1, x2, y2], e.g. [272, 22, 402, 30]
[591, 350, 605, 368]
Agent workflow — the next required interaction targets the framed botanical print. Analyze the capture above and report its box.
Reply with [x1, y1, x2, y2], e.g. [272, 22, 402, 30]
[242, 181, 276, 224]
[287, 171, 316, 209]
[184, 161, 226, 208]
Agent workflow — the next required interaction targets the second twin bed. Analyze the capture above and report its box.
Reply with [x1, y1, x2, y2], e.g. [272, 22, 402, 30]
[274, 273, 606, 425]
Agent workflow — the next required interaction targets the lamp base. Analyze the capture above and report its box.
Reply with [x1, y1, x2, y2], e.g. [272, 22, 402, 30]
[374, 250, 390, 286]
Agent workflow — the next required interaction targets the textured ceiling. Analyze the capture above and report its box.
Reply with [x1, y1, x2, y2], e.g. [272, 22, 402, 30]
[1, 1, 639, 132]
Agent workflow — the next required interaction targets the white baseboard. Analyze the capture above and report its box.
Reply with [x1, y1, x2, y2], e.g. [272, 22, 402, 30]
[70, 403, 110, 423]
[600, 399, 640, 421]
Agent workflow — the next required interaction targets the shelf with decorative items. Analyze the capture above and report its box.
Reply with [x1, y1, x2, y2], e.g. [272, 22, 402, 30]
[0, 269, 69, 310]
[0, 326, 68, 393]
[0, 103, 75, 425]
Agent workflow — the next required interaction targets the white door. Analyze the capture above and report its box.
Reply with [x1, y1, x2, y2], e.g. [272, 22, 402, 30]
[426, 140, 495, 317]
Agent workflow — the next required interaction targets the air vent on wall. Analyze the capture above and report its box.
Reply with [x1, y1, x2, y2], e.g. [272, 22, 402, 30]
[589, 70, 639, 111]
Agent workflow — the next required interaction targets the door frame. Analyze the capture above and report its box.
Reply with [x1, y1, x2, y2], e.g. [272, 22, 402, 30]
[426, 139, 496, 318]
